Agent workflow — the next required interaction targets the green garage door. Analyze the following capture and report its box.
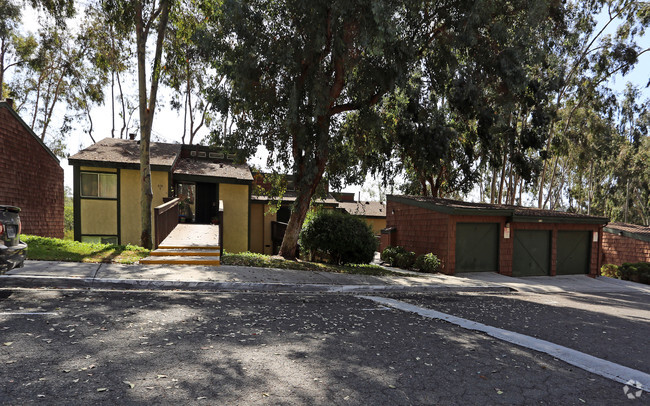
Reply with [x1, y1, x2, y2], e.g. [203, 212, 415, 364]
[455, 223, 498, 272]
[556, 231, 591, 275]
[513, 230, 551, 276]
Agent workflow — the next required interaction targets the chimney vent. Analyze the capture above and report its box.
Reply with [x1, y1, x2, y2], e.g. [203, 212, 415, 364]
[5, 98, 14, 109]
[129, 133, 136, 140]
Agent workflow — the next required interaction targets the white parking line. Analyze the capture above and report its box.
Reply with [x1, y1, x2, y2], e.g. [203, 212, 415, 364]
[359, 295, 650, 393]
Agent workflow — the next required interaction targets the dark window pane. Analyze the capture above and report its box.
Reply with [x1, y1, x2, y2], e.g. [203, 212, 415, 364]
[81, 173, 98, 197]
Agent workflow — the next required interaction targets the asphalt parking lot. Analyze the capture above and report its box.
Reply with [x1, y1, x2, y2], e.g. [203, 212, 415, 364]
[1, 288, 646, 405]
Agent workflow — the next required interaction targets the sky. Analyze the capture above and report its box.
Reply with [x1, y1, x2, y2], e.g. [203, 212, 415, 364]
[13, 4, 650, 202]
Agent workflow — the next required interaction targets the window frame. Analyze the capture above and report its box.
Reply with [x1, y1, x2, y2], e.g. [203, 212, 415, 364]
[80, 171, 118, 199]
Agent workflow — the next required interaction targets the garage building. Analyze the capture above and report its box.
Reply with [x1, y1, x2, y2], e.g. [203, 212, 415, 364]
[380, 195, 608, 277]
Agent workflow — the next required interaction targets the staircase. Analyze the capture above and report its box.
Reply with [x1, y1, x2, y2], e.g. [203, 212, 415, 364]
[139, 224, 221, 266]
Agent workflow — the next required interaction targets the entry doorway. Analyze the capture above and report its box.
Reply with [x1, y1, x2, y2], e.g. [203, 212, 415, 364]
[195, 182, 218, 224]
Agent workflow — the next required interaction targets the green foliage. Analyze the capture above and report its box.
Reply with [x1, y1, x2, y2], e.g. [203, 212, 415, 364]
[22, 235, 149, 264]
[380, 245, 407, 266]
[600, 263, 620, 279]
[221, 251, 406, 277]
[299, 210, 376, 265]
[64, 205, 73, 232]
[394, 251, 416, 269]
[618, 262, 650, 285]
[414, 253, 441, 273]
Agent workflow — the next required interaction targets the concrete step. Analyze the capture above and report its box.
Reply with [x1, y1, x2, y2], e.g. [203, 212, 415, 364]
[158, 245, 220, 250]
[150, 249, 221, 257]
[139, 256, 221, 266]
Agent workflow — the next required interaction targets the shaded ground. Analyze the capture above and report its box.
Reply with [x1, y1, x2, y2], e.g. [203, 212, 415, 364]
[386, 291, 650, 373]
[0, 289, 637, 405]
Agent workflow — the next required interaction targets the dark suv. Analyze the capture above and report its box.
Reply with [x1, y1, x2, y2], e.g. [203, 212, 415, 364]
[0, 205, 27, 274]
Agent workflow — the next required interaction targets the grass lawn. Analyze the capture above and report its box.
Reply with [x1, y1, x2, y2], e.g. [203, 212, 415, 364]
[22, 235, 150, 264]
[22, 235, 410, 277]
[222, 251, 409, 277]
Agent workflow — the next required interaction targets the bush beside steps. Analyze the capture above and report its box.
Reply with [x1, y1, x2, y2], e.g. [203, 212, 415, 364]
[381, 246, 441, 273]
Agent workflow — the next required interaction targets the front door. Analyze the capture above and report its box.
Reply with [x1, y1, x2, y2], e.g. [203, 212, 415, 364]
[195, 183, 217, 224]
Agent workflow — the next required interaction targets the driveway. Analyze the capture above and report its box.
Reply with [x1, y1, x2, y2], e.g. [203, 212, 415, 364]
[456, 272, 650, 294]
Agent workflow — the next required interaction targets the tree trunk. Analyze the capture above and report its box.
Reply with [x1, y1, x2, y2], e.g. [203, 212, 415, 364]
[135, 0, 172, 249]
[490, 166, 497, 204]
[278, 154, 328, 260]
[497, 153, 507, 205]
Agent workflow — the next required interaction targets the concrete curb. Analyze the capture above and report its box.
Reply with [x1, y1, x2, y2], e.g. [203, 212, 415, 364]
[0, 275, 513, 294]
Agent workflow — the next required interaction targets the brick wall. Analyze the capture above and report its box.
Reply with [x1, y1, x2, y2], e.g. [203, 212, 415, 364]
[0, 106, 64, 238]
[384, 200, 452, 273]
[384, 198, 602, 277]
[602, 232, 650, 265]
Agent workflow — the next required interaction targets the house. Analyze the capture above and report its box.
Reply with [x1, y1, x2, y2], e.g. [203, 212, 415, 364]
[333, 192, 387, 236]
[68, 138, 252, 253]
[380, 195, 608, 276]
[601, 222, 650, 265]
[70, 138, 390, 254]
[250, 173, 339, 255]
[0, 100, 64, 238]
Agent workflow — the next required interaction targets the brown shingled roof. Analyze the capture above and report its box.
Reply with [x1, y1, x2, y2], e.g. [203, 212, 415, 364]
[173, 158, 253, 181]
[68, 137, 181, 167]
[390, 195, 608, 223]
[251, 191, 339, 206]
[604, 222, 650, 242]
[338, 201, 386, 218]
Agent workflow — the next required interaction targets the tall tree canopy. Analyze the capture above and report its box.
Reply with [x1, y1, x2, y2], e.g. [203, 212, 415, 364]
[198, 0, 566, 259]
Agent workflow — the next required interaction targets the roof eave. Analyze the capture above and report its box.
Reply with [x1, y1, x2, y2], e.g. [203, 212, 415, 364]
[512, 215, 608, 225]
[603, 227, 650, 243]
[69, 158, 172, 172]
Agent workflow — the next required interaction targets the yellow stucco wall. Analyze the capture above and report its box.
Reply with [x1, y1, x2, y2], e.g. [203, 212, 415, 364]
[248, 203, 279, 255]
[262, 206, 277, 255]
[250, 204, 264, 254]
[80, 199, 117, 235]
[366, 217, 387, 236]
[220, 183, 249, 253]
[119, 169, 169, 245]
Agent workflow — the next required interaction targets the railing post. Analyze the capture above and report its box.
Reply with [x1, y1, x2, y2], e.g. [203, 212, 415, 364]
[218, 200, 224, 251]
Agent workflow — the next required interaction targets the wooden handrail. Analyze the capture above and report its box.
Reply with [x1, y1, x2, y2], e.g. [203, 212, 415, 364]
[154, 198, 180, 249]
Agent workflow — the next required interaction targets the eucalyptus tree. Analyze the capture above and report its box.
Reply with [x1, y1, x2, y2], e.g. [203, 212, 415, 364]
[1, 0, 74, 97]
[8, 23, 107, 153]
[164, 0, 216, 145]
[198, 0, 566, 259]
[535, 0, 650, 208]
[100, 0, 173, 249]
[81, 5, 135, 140]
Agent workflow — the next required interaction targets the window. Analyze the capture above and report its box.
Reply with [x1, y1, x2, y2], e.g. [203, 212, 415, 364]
[81, 236, 118, 245]
[81, 172, 117, 198]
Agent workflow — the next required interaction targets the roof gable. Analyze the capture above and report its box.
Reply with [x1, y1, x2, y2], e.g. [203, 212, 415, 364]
[0, 101, 60, 163]
[68, 137, 182, 169]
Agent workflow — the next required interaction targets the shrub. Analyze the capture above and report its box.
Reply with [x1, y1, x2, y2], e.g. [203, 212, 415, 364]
[394, 251, 416, 269]
[618, 262, 650, 285]
[299, 210, 377, 265]
[381, 245, 406, 266]
[600, 264, 620, 279]
[414, 253, 441, 273]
